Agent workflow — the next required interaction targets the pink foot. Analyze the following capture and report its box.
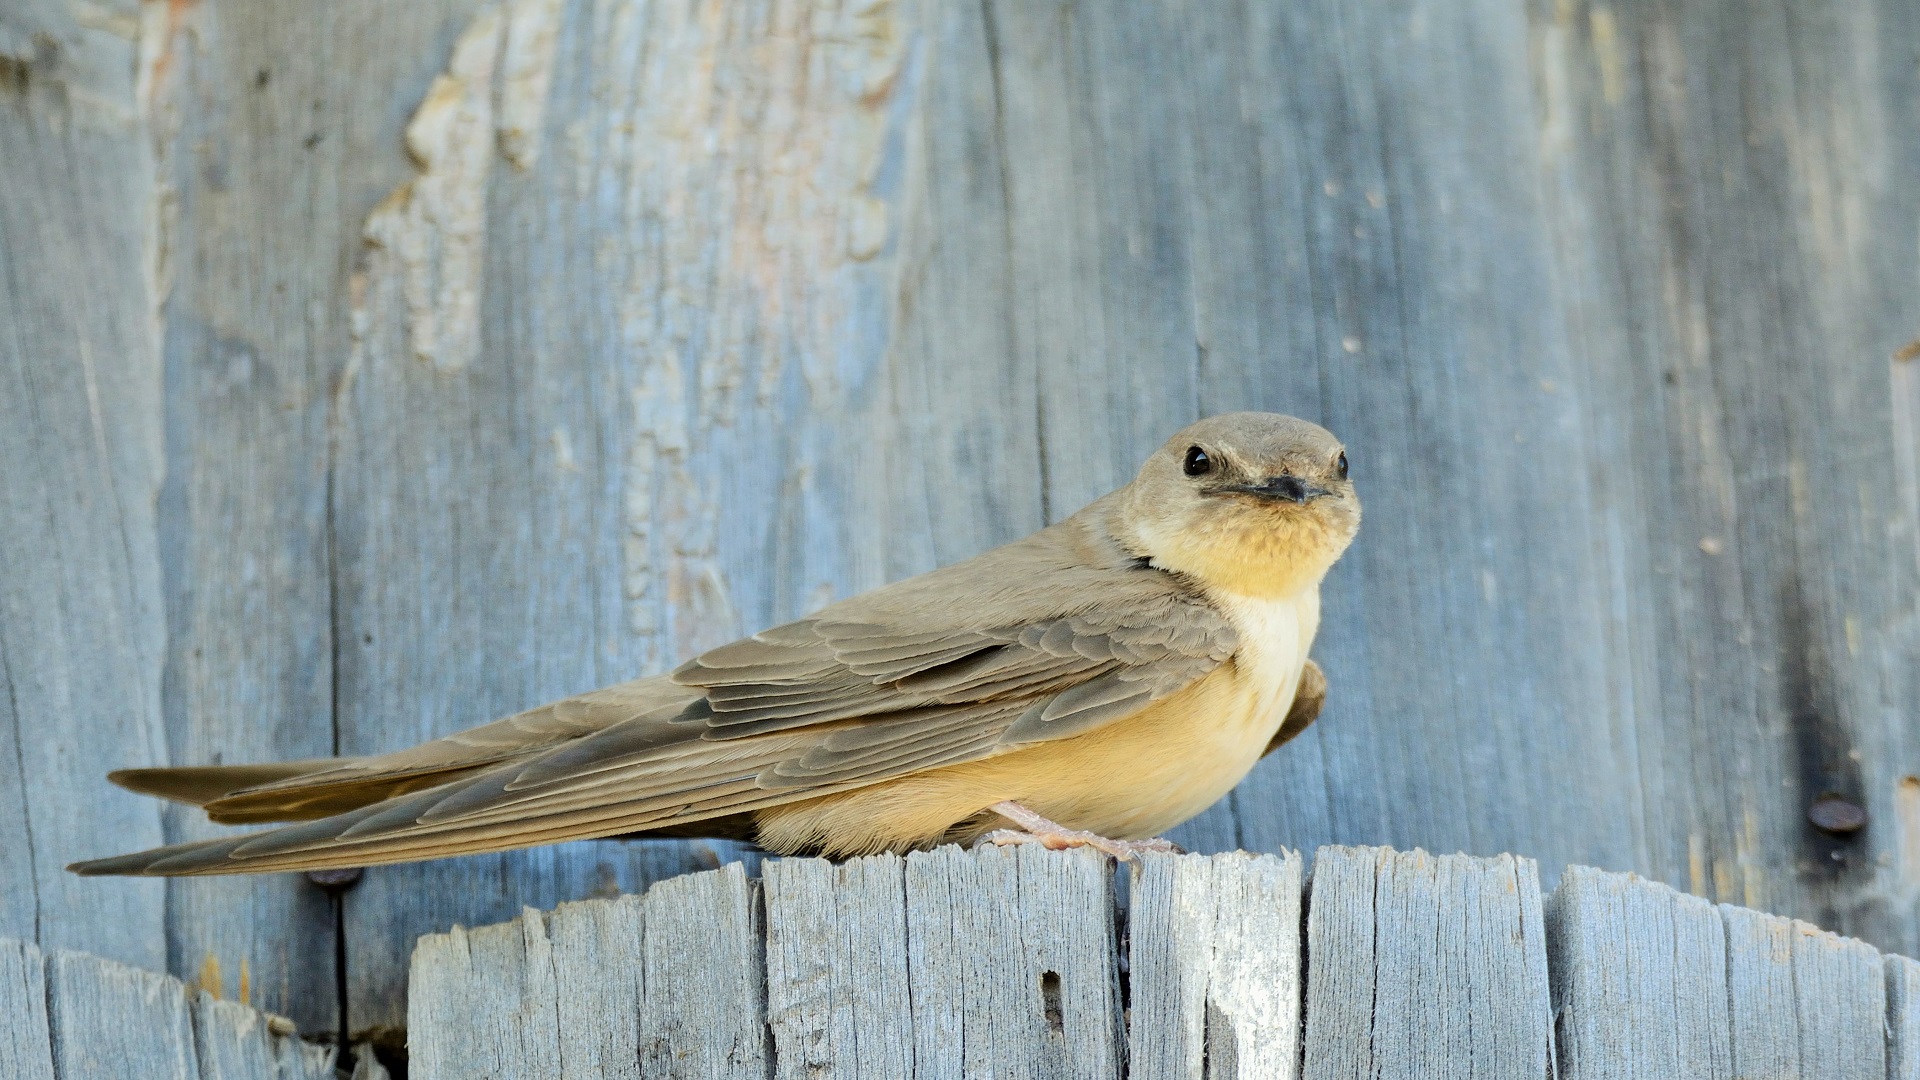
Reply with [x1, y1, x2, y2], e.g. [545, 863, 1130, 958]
[975, 801, 1182, 863]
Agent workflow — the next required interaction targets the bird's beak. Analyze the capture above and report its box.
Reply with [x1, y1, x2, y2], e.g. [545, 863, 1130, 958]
[1219, 475, 1332, 503]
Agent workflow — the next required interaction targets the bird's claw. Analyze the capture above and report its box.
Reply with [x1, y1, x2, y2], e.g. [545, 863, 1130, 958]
[975, 827, 1182, 863]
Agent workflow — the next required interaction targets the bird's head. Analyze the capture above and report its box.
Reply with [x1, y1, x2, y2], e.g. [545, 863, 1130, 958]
[1117, 412, 1360, 598]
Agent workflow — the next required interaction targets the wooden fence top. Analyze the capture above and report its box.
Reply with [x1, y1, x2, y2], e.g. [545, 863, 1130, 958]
[403, 845, 1920, 1079]
[7, 843, 1919, 1078]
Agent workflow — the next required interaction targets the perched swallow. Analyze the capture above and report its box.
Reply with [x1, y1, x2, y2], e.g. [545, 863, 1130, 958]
[72, 412, 1358, 875]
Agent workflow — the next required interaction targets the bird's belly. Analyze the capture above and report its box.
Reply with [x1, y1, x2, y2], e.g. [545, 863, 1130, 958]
[753, 659, 1303, 857]
[995, 661, 1300, 839]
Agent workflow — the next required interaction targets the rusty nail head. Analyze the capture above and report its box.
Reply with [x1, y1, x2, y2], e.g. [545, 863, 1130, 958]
[306, 867, 364, 890]
[1807, 795, 1868, 834]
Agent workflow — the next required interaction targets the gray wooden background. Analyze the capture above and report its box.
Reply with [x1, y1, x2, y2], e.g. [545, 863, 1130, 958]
[3, 0, 1917, 1049]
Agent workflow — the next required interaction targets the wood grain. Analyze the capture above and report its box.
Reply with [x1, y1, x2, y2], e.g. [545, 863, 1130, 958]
[1545, 866, 1731, 1080]
[139, 0, 400, 1032]
[1723, 904, 1887, 1080]
[407, 862, 764, 1079]
[13, 944, 336, 1080]
[0, 939, 55, 1080]
[1891, 956, 1920, 1080]
[0, 0, 173, 979]
[1, 936, 336, 1080]
[329, 0, 931, 1034]
[1126, 850, 1304, 1080]
[1529, 0, 1920, 955]
[191, 994, 339, 1080]
[763, 855, 915, 1079]
[1301, 846, 1552, 1080]
[902, 845, 1123, 1080]
[21, 850, 1920, 1077]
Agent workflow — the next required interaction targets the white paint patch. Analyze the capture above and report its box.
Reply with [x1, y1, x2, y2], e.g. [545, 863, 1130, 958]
[497, 0, 565, 168]
[364, 5, 504, 373]
[363, 0, 564, 372]
[348, 0, 919, 667]
[595, 0, 916, 666]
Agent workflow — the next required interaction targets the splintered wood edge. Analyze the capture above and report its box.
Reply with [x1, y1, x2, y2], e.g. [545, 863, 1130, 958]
[0, 941, 334, 1080]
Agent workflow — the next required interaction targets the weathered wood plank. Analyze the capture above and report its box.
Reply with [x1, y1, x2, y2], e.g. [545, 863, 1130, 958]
[190, 994, 337, 1080]
[0, 0, 170, 976]
[1530, 0, 1920, 951]
[1891, 956, 1920, 1080]
[44, 951, 197, 1079]
[1545, 866, 1731, 1080]
[406, 913, 560, 1078]
[1127, 850, 1304, 1080]
[763, 855, 914, 1079]
[635, 865, 767, 1077]
[332, 0, 932, 1034]
[883, 0, 1049, 578]
[1302, 846, 1552, 1080]
[1722, 904, 1887, 1080]
[135, 0, 452, 1030]
[543, 894, 647, 1079]
[2, 938, 334, 1080]
[0, 938, 55, 1080]
[902, 845, 1123, 1080]
[408, 862, 764, 1079]
[1785, 919, 1889, 1080]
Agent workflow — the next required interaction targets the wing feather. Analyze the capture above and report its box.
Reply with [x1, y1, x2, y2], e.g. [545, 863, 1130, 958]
[72, 507, 1244, 876]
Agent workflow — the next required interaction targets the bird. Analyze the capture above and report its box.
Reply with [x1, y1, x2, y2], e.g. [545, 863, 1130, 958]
[70, 412, 1358, 876]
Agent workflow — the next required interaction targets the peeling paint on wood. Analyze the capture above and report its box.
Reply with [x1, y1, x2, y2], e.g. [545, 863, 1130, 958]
[364, 4, 505, 374]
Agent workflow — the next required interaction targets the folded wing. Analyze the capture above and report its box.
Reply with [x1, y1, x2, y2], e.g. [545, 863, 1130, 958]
[71, 514, 1237, 875]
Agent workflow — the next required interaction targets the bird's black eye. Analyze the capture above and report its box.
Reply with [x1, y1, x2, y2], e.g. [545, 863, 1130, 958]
[1182, 446, 1212, 477]
[1334, 451, 1348, 480]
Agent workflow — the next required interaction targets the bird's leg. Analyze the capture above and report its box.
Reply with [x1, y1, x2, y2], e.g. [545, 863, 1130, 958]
[976, 800, 1182, 862]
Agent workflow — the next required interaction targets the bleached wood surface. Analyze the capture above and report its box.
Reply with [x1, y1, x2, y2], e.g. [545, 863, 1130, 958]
[1891, 955, 1920, 1080]
[0, 937, 335, 1080]
[1304, 846, 1551, 1080]
[8, 0, 1920, 1048]
[1127, 850, 1302, 1078]
[400, 844, 1920, 1080]
[8, 845, 1917, 1077]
